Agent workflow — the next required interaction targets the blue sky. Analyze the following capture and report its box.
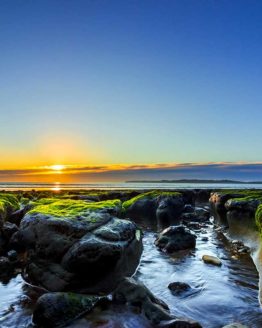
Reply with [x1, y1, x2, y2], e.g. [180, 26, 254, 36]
[0, 0, 261, 181]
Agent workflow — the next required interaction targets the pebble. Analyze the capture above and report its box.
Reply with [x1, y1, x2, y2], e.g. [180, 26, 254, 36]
[202, 255, 222, 266]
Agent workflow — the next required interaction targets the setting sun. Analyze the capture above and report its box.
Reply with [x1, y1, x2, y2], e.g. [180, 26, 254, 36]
[50, 165, 65, 171]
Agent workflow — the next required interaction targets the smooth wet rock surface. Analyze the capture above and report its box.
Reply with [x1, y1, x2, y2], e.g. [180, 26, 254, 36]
[155, 225, 196, 253]
[202, 255, 222, 266]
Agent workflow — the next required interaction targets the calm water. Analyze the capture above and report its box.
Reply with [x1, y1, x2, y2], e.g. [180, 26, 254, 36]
[1, 182, 262, 191]
[1, 218, 262, 327]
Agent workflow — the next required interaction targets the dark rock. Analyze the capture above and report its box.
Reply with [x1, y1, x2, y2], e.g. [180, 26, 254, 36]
[17, 210, 142, 293]
[157, 197, 185, 229]
[32, 292, 100, 328]
[7, 250, 18, 262]
[168, 282, 191, 295]
[209, 192, 244, 227]
[183, 205, 195, 213]
[124, 192, 185, 229]
[0, 256, 13, 275]
[195, 189, 212, 203]
[158, 318, 202, 328]
[8, 204, 32, 226]
[2, 221, 19, 240]
[113, 277, 171, 324]
[155, 226, 196, 253]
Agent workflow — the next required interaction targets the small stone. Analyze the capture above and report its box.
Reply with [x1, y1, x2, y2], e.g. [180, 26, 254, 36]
[201, 237, 208, 242]
[202, 255, 222, 266]
[168, 282, 191, 295]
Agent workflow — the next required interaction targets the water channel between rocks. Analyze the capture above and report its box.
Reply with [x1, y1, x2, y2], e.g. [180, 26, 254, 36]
[1, 213, 262, 328]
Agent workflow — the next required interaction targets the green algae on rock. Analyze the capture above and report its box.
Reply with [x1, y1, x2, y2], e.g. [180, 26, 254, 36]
[28, 198, 122, 219]
[0, 193, 20, 223]
[122, 190, 181, 210]
[123, 190, 184, 229]
[17, 197, 142, 293]
[255, 204, 262, 234]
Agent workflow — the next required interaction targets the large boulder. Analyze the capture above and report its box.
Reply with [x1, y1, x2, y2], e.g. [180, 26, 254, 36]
[123, 191, 184, 228]
[155, 225, 196, 253]
[15, 199, 142, 293]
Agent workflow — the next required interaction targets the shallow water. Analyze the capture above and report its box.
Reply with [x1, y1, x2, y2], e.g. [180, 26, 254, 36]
[135, 225, 262, 328]
[1, 220, 262, 327]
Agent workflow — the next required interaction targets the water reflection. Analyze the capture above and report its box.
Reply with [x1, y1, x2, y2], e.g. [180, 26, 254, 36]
[1, 223, 262, 327]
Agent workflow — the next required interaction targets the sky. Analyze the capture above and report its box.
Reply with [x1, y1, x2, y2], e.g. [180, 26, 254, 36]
[0, 0, 261, 182]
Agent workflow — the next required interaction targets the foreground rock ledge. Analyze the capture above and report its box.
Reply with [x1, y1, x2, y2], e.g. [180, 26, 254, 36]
[15, 199, 143, 293]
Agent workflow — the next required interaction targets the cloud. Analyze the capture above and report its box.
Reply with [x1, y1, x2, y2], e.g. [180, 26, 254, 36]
[0, 162, 261, 182]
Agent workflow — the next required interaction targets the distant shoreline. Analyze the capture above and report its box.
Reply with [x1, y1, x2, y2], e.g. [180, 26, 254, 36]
[126, 179, 262, 184]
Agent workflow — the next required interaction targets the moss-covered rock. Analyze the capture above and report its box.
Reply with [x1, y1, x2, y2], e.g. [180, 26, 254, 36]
[122, 191, 181, 210]
[16, 198, 142, 293]
[255, 204, 262, 235]
[123, 191, 184, 229]
[210, 190, 262, 233]
[28, 198, 122, 219]
[0, 193, 20, 226]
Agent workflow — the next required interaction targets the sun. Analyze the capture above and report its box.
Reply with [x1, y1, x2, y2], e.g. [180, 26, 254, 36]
[50, 165, 65, 171]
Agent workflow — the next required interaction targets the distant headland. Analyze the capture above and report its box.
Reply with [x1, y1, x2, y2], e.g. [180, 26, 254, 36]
[126, 179, 262, 184]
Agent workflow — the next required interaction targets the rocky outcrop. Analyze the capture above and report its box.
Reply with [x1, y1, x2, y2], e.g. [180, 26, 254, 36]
[155, 225, 196, 253]
[15, 199, 143, 293]
[210, 191, 262, 236]
[123, 191, 185, 229]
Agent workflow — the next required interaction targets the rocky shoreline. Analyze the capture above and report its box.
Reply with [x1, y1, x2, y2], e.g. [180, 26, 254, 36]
[0, 188, 261, 327]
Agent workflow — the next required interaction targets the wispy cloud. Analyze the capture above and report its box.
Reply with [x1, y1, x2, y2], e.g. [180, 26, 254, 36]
[0, 162, 261, 182]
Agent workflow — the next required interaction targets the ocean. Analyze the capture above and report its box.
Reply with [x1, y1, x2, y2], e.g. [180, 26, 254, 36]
[0, 182, 262, 191]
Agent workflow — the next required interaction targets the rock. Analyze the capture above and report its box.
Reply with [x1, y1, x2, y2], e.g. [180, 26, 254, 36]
[222, 323, 249, 328]
[201, 237, 208, 242]
[168, 282, 191, 295]
[157, 197, 185, 229]
[183, 205, 195, 213]
[155, 226, 196, 253]
[238, 247, 250, 254]
[32, 292, 100, 327]
[8, 204, 32, 226]
[209, 191, 262, 230]
[0, 193, 20, 228]
[202, 255, 222, 266]
[123, 191, 184, 228]
[195, 189, 211, 203]
[194, 207, 210, 220]
[2, 221, 19, 240]
[7, 250, 18, 262]
[113, 277, 172, 324]
[0, 256, 13, 275]
[16, 199, 143, 293]
[209, 192, 240, 227]
[158, 318, 202, 328]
